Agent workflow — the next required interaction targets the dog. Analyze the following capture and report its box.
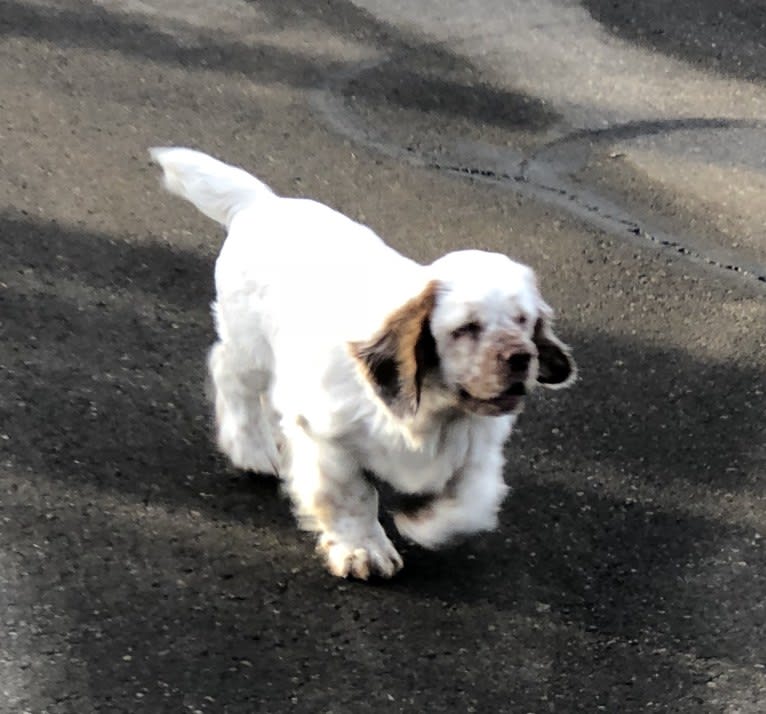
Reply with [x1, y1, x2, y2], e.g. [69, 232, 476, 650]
[151, 148, 576, 579]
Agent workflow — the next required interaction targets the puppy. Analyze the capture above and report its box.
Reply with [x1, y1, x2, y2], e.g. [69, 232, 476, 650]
[151, 148, 575, 579]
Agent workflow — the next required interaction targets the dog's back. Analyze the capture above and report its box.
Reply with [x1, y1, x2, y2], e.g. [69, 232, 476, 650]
[152, 148, 426, 340]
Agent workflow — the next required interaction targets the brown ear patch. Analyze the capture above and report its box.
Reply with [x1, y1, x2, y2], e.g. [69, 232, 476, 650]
[533, 317, 576, 387]
[350, 281, 440, 417]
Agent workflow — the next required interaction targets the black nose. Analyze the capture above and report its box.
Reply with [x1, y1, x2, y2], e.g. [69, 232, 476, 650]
[508, 352, 531, 373]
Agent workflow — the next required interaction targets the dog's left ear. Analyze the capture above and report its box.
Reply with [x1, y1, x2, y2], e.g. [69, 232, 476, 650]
[533, 306, 576, 388]
[350, 281, 440, 418]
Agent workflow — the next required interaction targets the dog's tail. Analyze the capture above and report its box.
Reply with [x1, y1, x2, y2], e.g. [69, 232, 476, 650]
[150, 147, 274, 229]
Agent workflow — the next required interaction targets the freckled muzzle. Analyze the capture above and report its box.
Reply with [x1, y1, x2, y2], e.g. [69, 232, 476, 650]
[455, 335, 536, 414]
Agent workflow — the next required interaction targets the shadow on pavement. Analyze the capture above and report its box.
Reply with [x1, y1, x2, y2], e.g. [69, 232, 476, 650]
[2, 212, 765, 710]
[0, 0, 558, 134]
[584, 0, 766, 83]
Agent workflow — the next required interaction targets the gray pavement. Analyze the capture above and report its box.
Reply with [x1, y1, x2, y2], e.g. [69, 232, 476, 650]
[1, 1, 765, 712]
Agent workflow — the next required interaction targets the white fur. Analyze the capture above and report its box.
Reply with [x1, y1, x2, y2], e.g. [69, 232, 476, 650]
[152, 148, 575, 579]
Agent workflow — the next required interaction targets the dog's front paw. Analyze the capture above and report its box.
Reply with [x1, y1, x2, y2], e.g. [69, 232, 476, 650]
[317, 527, 403, 580]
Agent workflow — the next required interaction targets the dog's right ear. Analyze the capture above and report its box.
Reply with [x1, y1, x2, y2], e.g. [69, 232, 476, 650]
[533, 312, 576, 389]
[350, 281, 440, 419]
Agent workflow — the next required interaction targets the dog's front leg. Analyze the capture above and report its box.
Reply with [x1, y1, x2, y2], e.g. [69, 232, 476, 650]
[284, 424, 403, 579]
[393, 439, 509, 550]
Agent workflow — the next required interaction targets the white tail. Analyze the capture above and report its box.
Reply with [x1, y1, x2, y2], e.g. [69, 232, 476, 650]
[150, 147, 274, 228]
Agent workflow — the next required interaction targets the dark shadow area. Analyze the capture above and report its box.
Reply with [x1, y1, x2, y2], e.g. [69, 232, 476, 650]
[2, 212, 765, 711]
[0, 215, 214, 311]
[530, 328, 765, 493]
[344, 64, 552, 131]
[0, 0, 557, 133]
[258, 0, 558, 130]
[0, 213, 294, 531]
[395, 480, 766, 657]
[0, 0, 331, 87]
[583, 0, 766, 83]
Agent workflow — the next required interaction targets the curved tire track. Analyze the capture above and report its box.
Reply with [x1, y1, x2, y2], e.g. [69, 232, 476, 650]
[312, 57, 766, 285]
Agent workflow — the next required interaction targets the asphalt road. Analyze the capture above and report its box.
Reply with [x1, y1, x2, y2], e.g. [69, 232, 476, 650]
[1, 1, 765, 712]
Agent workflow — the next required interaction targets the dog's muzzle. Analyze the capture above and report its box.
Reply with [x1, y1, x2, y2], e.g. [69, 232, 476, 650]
[458, 381, 526, 415]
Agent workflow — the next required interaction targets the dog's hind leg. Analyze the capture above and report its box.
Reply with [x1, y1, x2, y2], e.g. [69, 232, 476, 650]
[208, 341, 282, 475]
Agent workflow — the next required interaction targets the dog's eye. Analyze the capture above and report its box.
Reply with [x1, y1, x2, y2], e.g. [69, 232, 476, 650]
[451, 321, 482, 340]
[516, 314, 528, 327]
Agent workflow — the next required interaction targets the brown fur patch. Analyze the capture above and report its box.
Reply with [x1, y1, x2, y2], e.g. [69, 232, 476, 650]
[350, 281, 440, 417]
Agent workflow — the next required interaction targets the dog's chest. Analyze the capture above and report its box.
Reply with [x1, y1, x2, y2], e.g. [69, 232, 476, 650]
[357, 421, 471, 495]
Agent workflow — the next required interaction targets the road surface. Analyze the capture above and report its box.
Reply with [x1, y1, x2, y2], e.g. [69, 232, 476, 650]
[1, 1, 765, 711]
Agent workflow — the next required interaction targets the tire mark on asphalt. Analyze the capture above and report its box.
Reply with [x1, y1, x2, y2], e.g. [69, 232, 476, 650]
[312, 59, 766, 286]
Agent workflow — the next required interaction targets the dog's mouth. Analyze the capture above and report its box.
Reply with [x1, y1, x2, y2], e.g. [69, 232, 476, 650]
[458, 382, 526, 415]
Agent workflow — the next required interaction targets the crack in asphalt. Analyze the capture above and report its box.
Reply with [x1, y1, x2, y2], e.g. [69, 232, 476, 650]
[312, 60, 766, 286]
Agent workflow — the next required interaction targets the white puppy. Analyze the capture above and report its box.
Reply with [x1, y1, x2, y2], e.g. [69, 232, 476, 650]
[151, 148, 575, 579]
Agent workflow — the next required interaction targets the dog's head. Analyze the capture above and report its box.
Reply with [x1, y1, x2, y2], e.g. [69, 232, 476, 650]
[351, 250, 576, 419]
